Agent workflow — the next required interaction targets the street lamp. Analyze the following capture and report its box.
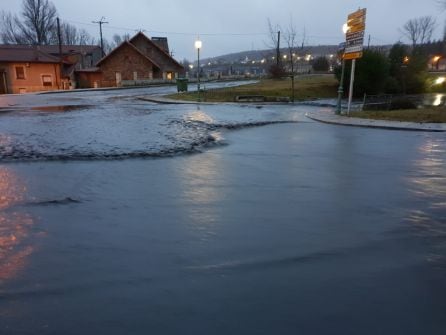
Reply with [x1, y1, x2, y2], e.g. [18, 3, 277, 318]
[336, 23, 349, 115]
[195, 38, 202, 102]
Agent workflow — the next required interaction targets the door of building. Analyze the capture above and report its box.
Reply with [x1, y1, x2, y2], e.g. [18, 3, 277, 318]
[0, 71, 7, 94]
[115, 72, 122, 87]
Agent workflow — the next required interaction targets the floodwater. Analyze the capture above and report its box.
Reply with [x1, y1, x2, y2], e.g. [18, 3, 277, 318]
[0, 88, 446, 334]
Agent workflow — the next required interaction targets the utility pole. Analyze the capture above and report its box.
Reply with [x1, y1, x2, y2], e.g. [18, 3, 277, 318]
[57, 17, 63, 89]
[93, 17, 109, 57]
[367, 34, 371, 49]
[276, 31, 281, 66]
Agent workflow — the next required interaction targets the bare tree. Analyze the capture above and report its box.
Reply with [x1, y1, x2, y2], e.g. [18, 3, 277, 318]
[265, 19, 287, 78]
[266, 18, 280, 51]
[60, 22, 95, 45]
[283, 18, 298, 102]
[1, 1, 95, 46]
[19, 0, 58, 44]
[61, 22, 78, 45]
[402, 16, 437, 47]
[0, 11, 27, 44]
[107, 33, 131, 49]
[77, 29, 96, 46]
[0, 0, 57, 45]
[112, 34, 124, 47]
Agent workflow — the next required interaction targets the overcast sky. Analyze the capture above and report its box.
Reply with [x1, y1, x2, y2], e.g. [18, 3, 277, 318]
[1, 0, 444, 60]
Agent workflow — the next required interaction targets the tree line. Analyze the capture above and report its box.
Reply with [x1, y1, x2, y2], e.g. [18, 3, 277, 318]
[334, 9, 445, 98]
[0, 0, 131, 52]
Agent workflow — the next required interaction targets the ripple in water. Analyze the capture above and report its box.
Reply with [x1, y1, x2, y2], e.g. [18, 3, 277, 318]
[0, 103, 298, 162]
[406, 137, 446, 268]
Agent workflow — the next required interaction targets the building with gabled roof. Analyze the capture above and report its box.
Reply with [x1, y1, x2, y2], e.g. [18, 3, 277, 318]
[129, 32, 183, 80]
[0, 45, 71, 94]
[0, 43, 103, 94]
[76, 32, 184, 88]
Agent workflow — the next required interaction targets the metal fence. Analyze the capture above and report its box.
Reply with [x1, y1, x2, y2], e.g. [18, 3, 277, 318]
[361, 94, 427, 111]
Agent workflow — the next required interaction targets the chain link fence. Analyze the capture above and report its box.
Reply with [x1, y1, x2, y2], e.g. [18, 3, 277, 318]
[361, 94, 440, 111]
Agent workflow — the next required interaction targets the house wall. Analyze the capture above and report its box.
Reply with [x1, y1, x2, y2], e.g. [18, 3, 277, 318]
[130, 35, 184, 76]
[98, 44, 154, 87]
[0, 62, 64, 94]
[76, 72, 102, 89]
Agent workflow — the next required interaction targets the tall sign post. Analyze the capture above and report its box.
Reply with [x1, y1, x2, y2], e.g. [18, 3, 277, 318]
[343, 8, 367, 115]
[336, 41, 346, 115]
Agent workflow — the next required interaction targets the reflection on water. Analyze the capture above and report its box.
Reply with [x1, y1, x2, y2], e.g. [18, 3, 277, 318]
[412, 139, 446, 204]
[0, 167, 36, 282]
[30, 105, 92, 112]
[433, 94, 443, 107]
[177, 110, 227, 239]
[186, 109, 215, 124]
[406, 137, 446, 267]
[423, 93, 446, 107]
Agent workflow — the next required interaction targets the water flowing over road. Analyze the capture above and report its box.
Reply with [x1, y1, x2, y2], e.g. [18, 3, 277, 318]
[0, 85, 445, 334]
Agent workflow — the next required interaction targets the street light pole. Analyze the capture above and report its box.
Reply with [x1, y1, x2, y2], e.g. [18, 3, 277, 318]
[336, 57, 346, 114]
[195, 39, 202, 102]
[336, 24, 349, 115]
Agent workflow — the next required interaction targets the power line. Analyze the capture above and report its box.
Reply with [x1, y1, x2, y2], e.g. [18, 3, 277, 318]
[66, 19, 275, 37]
[67, 18, 355, 41]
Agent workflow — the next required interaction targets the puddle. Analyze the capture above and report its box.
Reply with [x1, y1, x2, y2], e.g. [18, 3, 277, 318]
[30, 105, 92, 112]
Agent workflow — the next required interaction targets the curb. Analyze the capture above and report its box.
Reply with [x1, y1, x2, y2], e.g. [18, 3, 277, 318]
[138, 96, 218, 105]
[306, 111, 446, 132]
[37, 83, 176, 95]
[139, 95, 292, 106]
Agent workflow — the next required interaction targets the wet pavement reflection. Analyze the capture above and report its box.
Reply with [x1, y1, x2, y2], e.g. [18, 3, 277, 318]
[0, 167, 36, 283]
[406, 137, 446, 268]
[0, 87, 445, 334]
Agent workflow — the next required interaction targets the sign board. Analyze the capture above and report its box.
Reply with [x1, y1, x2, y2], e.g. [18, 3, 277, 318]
[344, 52, 363, 60]
[344, 8, 367, 60]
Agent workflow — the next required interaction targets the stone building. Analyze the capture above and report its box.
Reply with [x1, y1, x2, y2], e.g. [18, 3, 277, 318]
[76, 32, 184, 88]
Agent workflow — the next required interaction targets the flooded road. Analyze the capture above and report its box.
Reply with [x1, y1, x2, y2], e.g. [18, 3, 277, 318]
[0, 87, 445, 334]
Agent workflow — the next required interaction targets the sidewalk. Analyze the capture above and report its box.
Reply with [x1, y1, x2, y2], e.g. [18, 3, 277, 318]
[307, 109, 446, 132]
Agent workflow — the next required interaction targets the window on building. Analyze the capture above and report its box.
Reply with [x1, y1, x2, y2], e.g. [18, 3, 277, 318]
[42, 75, 53, 87]
[167, 72, 173, 80]
[133, 71, 138, 80]
[15, 66, 25, 80]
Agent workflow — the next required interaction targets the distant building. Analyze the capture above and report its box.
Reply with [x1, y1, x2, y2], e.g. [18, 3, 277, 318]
[38, 45, 102, 70]
[77, 32, 184, 88]
[0, 44, 102, 94]
[0, 46, 69, 94]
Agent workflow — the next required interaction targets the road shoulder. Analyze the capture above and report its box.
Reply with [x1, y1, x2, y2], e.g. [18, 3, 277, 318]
[307, 109, 446, 132]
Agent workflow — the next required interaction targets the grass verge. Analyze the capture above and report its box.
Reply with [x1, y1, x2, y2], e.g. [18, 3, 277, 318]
[166, 75, 338, 102]
[351, 107, 446, 123]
